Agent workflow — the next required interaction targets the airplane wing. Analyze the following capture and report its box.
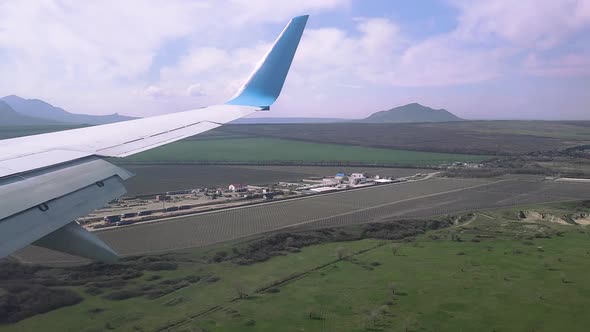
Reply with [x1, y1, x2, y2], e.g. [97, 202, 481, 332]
[0, 15, 309, 262]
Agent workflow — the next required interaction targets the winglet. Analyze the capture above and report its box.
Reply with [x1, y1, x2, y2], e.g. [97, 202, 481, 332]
[226, 15, 309, 109]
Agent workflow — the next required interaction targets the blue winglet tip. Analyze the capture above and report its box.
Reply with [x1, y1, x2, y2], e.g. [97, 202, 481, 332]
[226, 15, 309, 109]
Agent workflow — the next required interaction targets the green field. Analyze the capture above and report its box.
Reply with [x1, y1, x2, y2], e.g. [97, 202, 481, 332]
[122, 138, 490, 166]
[3, 202, 590, 332]
[416, 120, 590, 141]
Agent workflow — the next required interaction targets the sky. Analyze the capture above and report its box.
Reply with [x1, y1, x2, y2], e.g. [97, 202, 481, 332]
[0, 0, 589, 120]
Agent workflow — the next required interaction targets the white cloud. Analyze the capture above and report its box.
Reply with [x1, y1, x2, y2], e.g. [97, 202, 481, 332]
[0, 0, 348, 115]
[291, 18, 405, 84]
[226, 0, 350, 24]
[142, 85, 171, 99]
[388, 37, 505, 86]
[153, 4, 590, 117]
[452, 0, 590, 49]
[524, 52, 590, 77]
[157, 42, 272, 106]
[186, 83, 206, 97]
[447, 0, 590, 80]
[0, 0, 588, 119]
[289, 17, 500, 88]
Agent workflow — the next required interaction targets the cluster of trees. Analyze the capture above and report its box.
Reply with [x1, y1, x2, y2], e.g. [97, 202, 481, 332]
[445, 147, 590, 178]
[0, 284, 82, 323]
[97, 274, 201, 301]
[0, 253, 193, 323]
[208, 218, 455, 265]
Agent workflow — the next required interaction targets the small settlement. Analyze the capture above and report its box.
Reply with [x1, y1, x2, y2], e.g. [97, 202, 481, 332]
[79, 171, 428, 230]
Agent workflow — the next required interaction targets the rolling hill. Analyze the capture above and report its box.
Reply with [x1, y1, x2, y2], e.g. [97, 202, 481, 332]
[0, 95, 134, 125]
[0, 100, 63, 126]
[363, 103, 463, 123]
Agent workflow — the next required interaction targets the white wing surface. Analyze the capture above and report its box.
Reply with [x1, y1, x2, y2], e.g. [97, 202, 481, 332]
[0, 15, 309, 262]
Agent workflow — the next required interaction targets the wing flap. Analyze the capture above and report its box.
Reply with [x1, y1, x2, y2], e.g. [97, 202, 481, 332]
[0, 174, 126, 259]
[0, 157, 132, 221]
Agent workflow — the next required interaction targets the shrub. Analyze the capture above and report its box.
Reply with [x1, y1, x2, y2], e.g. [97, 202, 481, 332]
[335, 247, 347, 260]
[103, 289, 143, 301]
[388, 282, 397, 295]
[85, 286, 104, 296]
[205, 275, 221, 283]
[391, 245, 399, 256]
[144, 283, 190, 300]
[234, 283, 248, 299]
[87, 307, 104, 314]
[0, 285, 83, 323]
[211, 251, 228, 263]
[184, 275, 200, 283]
[142, 262, 178, 271]
[88, 279, 127, 289]
[308, 311, 324, 320]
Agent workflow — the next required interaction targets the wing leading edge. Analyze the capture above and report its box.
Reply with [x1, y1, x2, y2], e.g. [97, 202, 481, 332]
[0, 15, 309, 262]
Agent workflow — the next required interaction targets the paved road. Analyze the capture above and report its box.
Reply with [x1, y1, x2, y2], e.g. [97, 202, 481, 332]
[14, 176, 589, 264]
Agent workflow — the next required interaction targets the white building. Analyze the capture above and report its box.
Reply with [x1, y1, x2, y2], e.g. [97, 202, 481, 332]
[228, 184, 247, 192]
[350, 173, 367, 185]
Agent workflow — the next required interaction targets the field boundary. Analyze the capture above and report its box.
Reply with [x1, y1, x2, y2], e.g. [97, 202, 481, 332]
[115, 160, 446, 168]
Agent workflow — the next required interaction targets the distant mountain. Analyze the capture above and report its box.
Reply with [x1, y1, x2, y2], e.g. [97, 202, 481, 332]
[230, 117, 350, 124]
[232, 103, 463, 124]
[363, 103, 463, 123]
[1, 95, 135, 125]
[0, 100, 63, 126]
[0, 97, 461, 127]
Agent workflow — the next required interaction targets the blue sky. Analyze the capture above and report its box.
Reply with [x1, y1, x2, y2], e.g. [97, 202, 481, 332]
[0, 0, 589, 120]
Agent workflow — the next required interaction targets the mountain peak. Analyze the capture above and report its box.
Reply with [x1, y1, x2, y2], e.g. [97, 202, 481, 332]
[2, 95, 25, 101]
[363, 103, 462, 123]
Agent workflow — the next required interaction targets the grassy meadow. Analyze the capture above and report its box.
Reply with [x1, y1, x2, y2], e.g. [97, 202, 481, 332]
[3, 201, 590, 332]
